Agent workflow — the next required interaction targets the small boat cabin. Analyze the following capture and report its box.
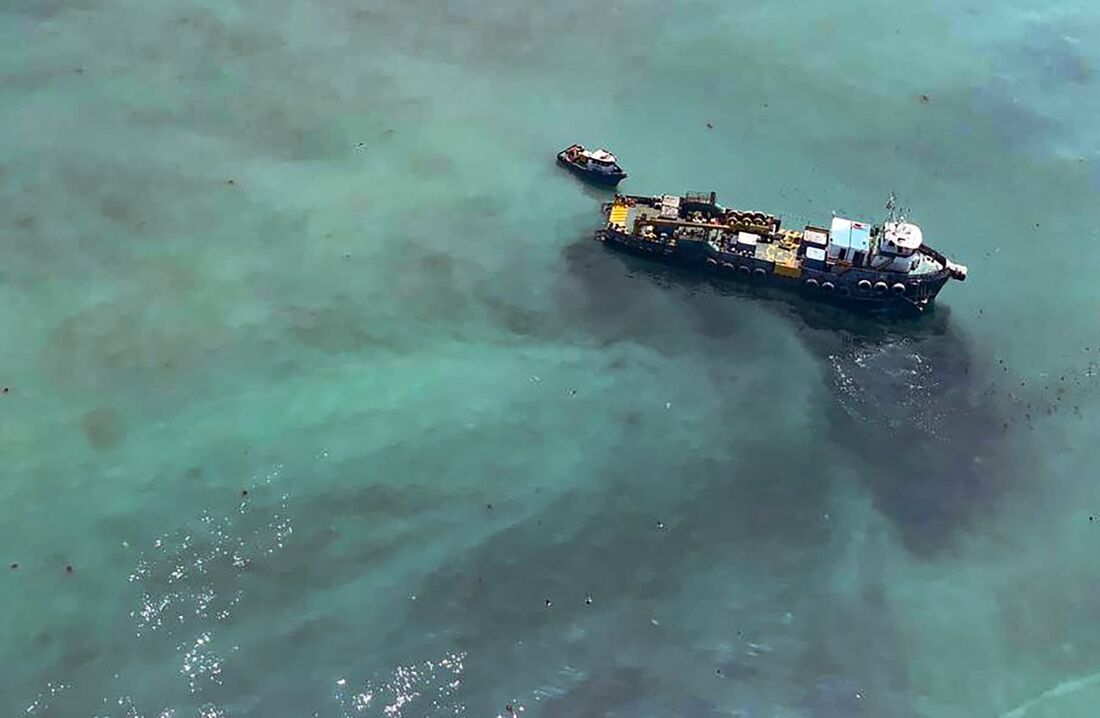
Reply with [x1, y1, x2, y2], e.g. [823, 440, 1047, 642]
[558, 144, 627, 184]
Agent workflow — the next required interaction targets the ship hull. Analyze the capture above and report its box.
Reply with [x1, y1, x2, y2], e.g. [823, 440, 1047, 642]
[557, 154, 626, 186]
[594, 228, 952, 312]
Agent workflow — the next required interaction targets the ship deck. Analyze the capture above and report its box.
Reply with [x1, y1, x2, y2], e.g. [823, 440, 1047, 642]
[611, 197, 946, 278]
[616, 202, 659, 230]
[616, 201, 799, 267]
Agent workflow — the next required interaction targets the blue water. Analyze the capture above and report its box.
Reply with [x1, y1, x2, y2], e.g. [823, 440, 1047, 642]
[3, 1, 1100, 716]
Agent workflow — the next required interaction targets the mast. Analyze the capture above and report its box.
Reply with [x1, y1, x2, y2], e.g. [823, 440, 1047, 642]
[886, 191, 911, 226]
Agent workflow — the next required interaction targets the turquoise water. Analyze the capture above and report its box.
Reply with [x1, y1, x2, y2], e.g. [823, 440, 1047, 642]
[3, 0, 1100, 715]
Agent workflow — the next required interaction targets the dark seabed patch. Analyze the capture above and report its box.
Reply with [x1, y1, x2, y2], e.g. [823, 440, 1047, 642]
[802, 674, 867, 717]
[81, 406, 124, 450]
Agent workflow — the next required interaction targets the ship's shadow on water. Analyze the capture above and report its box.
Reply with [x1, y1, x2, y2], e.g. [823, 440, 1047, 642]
[558, 237, 1024, 557]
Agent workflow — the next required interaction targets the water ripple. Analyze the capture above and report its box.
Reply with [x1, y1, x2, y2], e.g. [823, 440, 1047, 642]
[334, 651, 468, 717]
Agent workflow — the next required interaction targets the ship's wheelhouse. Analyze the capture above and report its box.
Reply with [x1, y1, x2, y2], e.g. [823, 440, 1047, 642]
[881, 221, 923, 255]
[582, 149, 621, 173]
[876, 221, 924, 273]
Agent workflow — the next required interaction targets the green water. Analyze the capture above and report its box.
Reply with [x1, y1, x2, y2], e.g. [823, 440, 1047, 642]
[3, 0, 1100, 716]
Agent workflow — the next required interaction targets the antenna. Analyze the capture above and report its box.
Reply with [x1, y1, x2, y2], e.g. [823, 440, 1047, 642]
[884, 191, 912, 226]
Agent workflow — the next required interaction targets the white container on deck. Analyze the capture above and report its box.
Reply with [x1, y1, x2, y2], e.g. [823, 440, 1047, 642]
[803, 227, 829, 248]
[737, 231, 759, 249]
[804, 245, 827, 271]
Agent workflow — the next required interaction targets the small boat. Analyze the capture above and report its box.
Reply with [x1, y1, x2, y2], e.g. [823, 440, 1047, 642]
[557, 144, 627, 186]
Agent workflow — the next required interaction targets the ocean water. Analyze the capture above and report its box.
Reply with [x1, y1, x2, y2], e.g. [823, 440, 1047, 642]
[2, 0, 1100, 716]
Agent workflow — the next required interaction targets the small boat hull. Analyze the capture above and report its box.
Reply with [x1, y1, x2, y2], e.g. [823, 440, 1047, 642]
[557, 152, 626, 186]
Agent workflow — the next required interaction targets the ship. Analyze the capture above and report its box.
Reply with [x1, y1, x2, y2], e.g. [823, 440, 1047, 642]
[595, 191, 968, 311]
[557, 144, 627, 186]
